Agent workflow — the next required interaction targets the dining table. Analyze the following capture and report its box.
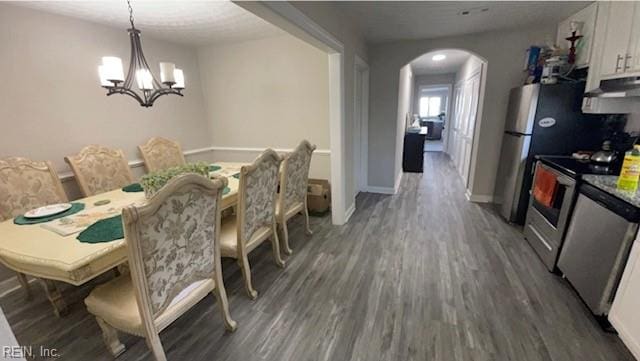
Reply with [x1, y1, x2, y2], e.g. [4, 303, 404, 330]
[0, 162, 246, 317]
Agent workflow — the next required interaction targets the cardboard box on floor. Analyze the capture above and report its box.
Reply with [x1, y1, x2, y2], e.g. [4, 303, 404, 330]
[307, 179, 331, 214]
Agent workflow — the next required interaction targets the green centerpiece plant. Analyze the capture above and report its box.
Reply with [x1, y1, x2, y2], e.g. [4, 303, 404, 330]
[140, 162, 210, 198]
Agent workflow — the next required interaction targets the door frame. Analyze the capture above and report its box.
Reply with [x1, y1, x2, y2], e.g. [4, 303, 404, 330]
[354, 55, 369, 195]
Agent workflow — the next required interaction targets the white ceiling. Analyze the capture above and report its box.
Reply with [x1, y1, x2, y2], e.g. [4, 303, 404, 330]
[12, 0, 284, 46]
[411, 49, 470, 75]
[333, 1, 592, 43]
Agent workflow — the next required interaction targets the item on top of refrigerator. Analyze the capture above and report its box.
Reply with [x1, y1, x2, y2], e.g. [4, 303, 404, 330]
[541, 56, 570, 85]
[617, 145, 640, 192]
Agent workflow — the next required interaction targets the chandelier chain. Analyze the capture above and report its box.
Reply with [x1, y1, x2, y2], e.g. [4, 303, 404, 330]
[126, 0, 135, 29]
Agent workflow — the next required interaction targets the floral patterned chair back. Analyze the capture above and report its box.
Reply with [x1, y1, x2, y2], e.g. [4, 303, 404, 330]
[279, 140, 316, 211]
[238, 149, 281, 242]
[0, 157, 68, 221]
[65, 145, 134, 197]
[138, 137, 186, 173]
[122, 173, 227, 318]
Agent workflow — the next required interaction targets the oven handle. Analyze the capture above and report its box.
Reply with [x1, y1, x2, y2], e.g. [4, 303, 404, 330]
[536, 162, 576, 188]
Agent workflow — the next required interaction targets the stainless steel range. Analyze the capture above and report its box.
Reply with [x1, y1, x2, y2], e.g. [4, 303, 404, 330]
[523, 156, 619, 272]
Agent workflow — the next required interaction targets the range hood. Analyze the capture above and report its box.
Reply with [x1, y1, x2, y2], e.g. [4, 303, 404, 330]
[583, 76, 640, 114]
[586, 76, 640, 98]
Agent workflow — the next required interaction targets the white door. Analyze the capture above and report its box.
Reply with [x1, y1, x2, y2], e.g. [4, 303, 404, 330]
[353, 62, 368, 195]
[354, 68, 363, 194]
[448, 68, 482, 187]
[461, 72, 481, 186]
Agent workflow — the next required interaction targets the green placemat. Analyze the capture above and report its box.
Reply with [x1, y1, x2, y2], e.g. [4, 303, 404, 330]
[209, 165, 221, 172]
[232, 173, 240, 179]
[223, 187, 230, 195]
[77, 215, 124, 244]
[14, 203, 85, 225]
[122, 183, 143, 192]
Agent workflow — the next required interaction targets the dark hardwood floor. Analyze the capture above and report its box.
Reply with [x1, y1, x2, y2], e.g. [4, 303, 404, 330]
[1, 152, 635, 361]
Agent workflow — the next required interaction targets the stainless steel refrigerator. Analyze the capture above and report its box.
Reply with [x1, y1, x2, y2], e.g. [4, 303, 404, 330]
[494, 82, 606, 224]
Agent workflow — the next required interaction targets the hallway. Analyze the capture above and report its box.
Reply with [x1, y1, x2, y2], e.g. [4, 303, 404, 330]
[2, 153, 635, 361]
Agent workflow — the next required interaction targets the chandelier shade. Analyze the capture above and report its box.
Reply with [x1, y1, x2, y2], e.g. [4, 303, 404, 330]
[98, 0, 184, 107]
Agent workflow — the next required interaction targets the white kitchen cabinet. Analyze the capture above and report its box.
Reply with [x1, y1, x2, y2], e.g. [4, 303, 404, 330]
[599, 1, 635, 78]
[609, 235, 640, 360]
[628, 3, 640, 73]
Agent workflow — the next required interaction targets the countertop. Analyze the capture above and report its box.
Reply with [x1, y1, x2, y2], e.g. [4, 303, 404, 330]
[582, 174, 640, 208]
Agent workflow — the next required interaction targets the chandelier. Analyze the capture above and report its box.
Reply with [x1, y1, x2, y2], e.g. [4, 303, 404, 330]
[98, 0, 184, 107]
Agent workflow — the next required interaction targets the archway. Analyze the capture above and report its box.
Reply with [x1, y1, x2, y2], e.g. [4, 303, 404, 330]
[398, 48, 488, 193]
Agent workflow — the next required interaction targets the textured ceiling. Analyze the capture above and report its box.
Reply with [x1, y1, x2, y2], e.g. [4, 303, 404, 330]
[411, 49, 471, 75]
[13, 0, 284, 46]
[332, 1, 592, 43]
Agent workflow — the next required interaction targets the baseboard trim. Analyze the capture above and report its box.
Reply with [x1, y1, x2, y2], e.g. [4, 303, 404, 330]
[394, 172, 403, 194]
[345, 202, 356, 222]
[465, 189, 494, 203]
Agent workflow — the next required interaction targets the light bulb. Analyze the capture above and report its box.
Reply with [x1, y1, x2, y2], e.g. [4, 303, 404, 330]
[173, 68, 185, 89]
[101, 56, 124, 82]
[136, 69, 154, 90]
[160, 62, 176, 84]
[98, 65, 113, 87]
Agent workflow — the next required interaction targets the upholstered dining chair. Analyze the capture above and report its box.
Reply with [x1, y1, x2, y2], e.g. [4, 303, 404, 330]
[276, 140, 316, 255]
[65, 145, 134, 197]
[138, 137, 186, 172]
[0, 157, 69, 298]
[84, 174, 236, 361]
[220, 149, 284, 299]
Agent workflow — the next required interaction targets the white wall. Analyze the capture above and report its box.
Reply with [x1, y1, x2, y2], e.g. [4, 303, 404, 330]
[368, 24, 555, 198]
[395, 64, 413, 184]
[0, 4, 210, 198]
[197, 35, 331, 179]
[455, 56, 484, 84]
[282, 3, 368, 212]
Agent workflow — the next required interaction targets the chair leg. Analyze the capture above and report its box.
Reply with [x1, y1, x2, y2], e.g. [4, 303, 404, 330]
[279, 220, 293, 255]
[16, 273, 31, 300]
[270, 227, 286, 268]
[145, 332, 168, 361]
[95, 317, 125, 358]
[237, 253, 258, 300]
[303, 205, 313, 236]
[212, 279, 237, 332]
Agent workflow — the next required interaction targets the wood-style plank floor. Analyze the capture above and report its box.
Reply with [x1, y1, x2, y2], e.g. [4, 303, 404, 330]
[1, 152, 635, 361]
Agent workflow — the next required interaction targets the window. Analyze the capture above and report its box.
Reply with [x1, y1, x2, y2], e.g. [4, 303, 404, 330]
[419, 96, 442, 117]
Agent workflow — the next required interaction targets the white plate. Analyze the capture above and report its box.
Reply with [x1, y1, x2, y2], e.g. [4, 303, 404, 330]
[24, 203, 72, 219]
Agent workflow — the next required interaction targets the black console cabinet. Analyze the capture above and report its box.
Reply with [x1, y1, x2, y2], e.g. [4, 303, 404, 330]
[402, 128, 427, 173]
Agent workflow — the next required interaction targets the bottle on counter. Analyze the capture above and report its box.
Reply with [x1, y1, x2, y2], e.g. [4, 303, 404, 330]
[617, 145, 640, 192]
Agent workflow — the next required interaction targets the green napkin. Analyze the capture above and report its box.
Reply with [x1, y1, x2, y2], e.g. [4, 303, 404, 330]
[14, 203, 85, 225]
[223, 187, 230, 195]
[209, 165, 221, 172]
[122, 183, 143, 192]
[77, 215, 124, 244]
